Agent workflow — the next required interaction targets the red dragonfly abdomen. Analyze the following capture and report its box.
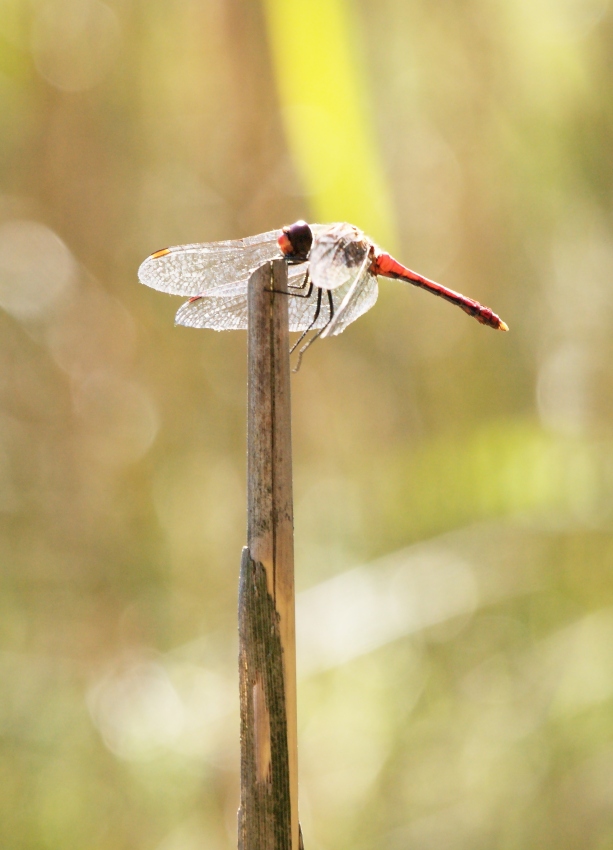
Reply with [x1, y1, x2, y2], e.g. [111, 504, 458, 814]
[373, 251, 508, 331]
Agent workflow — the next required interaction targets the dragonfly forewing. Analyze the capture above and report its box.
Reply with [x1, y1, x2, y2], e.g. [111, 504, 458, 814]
[138, 229, 282, 297]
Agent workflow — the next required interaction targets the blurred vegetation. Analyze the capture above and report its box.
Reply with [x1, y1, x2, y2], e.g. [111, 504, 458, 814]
[1, 0, 613, 848]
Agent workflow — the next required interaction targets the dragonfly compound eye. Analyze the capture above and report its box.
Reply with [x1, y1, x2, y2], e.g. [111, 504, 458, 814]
[278, 220, 313, 262]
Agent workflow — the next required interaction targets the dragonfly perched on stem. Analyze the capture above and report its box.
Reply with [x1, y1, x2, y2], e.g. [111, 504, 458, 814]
[138, 220, 508, 369]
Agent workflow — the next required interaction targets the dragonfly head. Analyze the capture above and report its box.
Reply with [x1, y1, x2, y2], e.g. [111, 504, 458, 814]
[278, 220, 312, 263]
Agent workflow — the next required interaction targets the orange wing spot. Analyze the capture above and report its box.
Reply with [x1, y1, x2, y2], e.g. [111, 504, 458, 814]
[150, 247, 171, 259]
[188, 295, 203, 303]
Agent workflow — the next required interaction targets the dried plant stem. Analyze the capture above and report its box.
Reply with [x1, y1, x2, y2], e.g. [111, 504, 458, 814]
[238, 260, 301, 850]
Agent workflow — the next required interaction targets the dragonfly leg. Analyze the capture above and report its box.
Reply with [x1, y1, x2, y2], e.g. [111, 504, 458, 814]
[293, 290, 334, 372]
[272, 269, 313, 299]
[289, 268, 312, 295]
[290, 286, 322, 355]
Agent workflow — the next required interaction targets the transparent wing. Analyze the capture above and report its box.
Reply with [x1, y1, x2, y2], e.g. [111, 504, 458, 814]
[308, 222, 370, 291]
[321, 266, 378, 338]
[174, 265, 375, 332]
[174, 267, 316, 331]
[176, 293, 326, 333]
[287, 267, 328, 330]
[175, 292, 249, 330]
[288, 290, 327, 331]
[173, 263, 305, 331]
[287, 264, 377, 332]
[138, 229, 282, 297]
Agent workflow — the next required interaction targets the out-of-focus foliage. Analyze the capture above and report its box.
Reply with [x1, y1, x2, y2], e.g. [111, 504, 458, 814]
[262, 0, 396, 245]
[0, 0, 612, 848]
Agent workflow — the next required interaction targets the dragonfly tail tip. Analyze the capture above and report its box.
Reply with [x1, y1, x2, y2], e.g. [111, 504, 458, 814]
[499, 320, 509, 332]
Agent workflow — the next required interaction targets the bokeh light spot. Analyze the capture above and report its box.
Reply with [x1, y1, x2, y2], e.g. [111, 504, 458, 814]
[0, 220, 75, 321]
[87, 658, 185, 761]
[31, 0, 121, 92]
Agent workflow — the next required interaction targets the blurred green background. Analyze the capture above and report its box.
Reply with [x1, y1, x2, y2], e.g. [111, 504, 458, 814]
[1, 0, 613, 848]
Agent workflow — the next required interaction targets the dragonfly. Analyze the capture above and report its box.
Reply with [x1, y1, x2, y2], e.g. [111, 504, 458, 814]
[138, 220, 508, 366]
